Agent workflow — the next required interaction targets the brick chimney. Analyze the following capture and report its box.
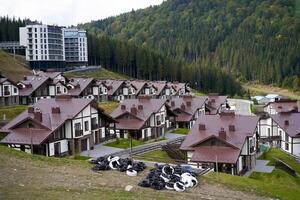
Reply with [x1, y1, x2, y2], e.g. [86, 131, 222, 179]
[229, 125, 235, 132]
[138, 105, 143, 110]
[131, 105, 137, 115]
[186, 101, 191, 107]
[211, 99, 215, 103]
[28, 106, 34, 114]
[219, 127, 226, 140]
[199, 124, 206, 130]
[52, 107, 60, 114]
[121, 105, 126, 110]
[284, 120, 289, 126]
[34, 108, 42, 122]
[171, 101, 175, 107]
[23, 76, 27, 81]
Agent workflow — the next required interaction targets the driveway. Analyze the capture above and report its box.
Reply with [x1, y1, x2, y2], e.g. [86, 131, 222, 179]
[81, 143, 123, 158]
[228, 98, 254, 116]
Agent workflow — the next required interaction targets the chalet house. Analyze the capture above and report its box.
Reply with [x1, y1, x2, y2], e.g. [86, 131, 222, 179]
[172, 82, 190, 97]
[180, 112, 259, 175]
[111, 97, 175, 140]
[18, 75, 51, 105]
[0, 74, 19, 106]
[106, 79, 135, 101]
[168, 96, 207, 129]
[258, 100, 299, 146]
[205, 95, 229, 115]
[67, 78, 95, 98]
[92, 80, 109, 102]
[129, 80, 157, 97]
[264, 99, 299, 115]
[17, 72, 69, 105]
[152, 81, 175, 99]
[0, 96, 115, 156]
[268, 113, 300, 158]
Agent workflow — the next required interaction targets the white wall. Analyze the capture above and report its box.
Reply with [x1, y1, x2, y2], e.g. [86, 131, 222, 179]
[293, 138, 300, 157]
[49, 139, 68, 156]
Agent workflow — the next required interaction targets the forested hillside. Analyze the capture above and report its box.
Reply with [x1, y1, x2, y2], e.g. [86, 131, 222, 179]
[87, 31, 242, 95]
[85, 0, 300, 91]
[0, 16, 27, 41]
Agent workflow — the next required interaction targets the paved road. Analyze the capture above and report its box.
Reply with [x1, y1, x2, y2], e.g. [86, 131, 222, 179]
[228, 98, 254, 116]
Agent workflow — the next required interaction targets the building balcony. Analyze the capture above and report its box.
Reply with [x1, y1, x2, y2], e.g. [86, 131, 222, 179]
[75, 129, 83, 137]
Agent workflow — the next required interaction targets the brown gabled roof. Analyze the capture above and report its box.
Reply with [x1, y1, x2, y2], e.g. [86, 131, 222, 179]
[152, 81, 168, 96]
[171, 82, 186, 94]
[106, 79, 125, 96]
[270, 113, 300, 137]
[0, 97, 102, 145]
[206, 95, 228, 114]
[67, 78, 94, 96]
[37, 71, 62, 79]
[130, 80, 147, 95]
[180, 113, 259, 163]
[265, 100, 299, 113]
[111, 98, 167, 130]
[18, 75, 50, 96]
[1, 128, 52, 145]
[190, 146, 241, 164]
[168, 96, 207, 122]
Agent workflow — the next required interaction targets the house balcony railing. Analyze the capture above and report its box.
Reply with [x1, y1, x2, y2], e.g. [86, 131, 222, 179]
[75, 129, 83, 137]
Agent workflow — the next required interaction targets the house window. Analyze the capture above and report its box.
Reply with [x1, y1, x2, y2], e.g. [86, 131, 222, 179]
[75, 123, 81, 130]
[144, 129, 148, 138]
[156, 115, 161, 125]
[56, 86, 61, 94]
[268, 128, 270, 137]
[285, 133, 289, 151]
[84, 121, 89, 131]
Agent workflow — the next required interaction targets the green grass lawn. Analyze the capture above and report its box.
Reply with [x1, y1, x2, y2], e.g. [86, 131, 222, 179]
[259, 148, 300, 174]
[104, 138, 146, 149]
[204, 148, 300, 200]
[0, 105, 28, 122]
[296, 0, 300, 18]
[104, 138, 166, 149]
[98, 101, 119, 114]
[65, 68, 132, 80]
[172, 128, 189, 135]
[133, 149, 175, 163]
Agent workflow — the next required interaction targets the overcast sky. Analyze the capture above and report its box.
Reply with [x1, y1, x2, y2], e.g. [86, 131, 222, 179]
[0, 0, 164, 26]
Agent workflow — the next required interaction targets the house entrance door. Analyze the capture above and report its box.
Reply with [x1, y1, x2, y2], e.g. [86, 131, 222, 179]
[54, 142, 60, 156]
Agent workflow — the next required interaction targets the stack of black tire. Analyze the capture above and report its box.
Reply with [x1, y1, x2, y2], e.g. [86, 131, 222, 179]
[91, 156, 146, 176]
[138, 164, 198, 192]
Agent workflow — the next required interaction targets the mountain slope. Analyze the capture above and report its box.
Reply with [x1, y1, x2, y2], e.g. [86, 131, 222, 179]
[0, 50, 32, 82]
[85, 0, 300, 90]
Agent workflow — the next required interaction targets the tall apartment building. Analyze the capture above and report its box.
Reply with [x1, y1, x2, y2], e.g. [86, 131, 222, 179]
[20, 24, 65, 70]
[63, 28, 88, 66]
[19, 25, 88, 70]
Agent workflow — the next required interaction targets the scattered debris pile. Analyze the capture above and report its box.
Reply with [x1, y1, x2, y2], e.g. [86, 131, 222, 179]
[138, 164, 198, 192]
[91, 156, 146, 176]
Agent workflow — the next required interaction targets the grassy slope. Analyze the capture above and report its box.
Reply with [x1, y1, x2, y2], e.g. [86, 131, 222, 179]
[0, 50, 32, 82]
[0, 105, 27, 122]
[243, 83, 300, 101]
[296, 0, 300, 18]
[133, 150, 175, 163]
[172, 128, 189, 135]
[204, 148, 300, 200]
[65, 68, 132, 80]
[98, 101, 119, 115]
